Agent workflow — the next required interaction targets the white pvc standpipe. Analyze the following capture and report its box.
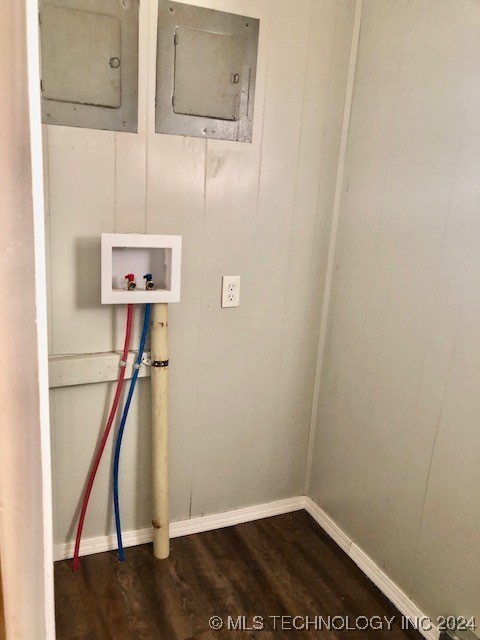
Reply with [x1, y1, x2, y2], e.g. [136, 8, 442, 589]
[151, 303, 170, 559]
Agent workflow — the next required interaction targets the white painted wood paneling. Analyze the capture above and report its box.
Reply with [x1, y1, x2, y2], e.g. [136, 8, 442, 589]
[308, 0, 480, 632]
[45, 0, 355, 545]
[190, 0, 272, 516]
[203, 0, 319, 511]
[52, 380, 152, 543]
[48, 126, 116, 354]
[145, 133, 208, 521]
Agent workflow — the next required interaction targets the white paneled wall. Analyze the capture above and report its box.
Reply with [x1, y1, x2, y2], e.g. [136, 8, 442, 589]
[46, 0, 355, 544]
[308, 0, 480, 630]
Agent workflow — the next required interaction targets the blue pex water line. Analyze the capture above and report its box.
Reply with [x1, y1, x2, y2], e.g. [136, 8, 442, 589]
[113, 303, 151, 562]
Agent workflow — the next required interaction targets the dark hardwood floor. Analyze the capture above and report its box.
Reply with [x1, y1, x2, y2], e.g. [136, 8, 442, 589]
[55, 511, 423, 639]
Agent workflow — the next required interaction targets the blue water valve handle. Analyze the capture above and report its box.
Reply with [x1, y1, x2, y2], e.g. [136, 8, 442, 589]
[144, 273, 155, 290]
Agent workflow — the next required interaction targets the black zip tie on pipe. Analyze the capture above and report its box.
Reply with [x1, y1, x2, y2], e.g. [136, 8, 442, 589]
[152, 359, 169, 368]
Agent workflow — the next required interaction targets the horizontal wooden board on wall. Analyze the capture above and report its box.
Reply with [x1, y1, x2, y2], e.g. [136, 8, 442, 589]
[48, 351, 151, 388]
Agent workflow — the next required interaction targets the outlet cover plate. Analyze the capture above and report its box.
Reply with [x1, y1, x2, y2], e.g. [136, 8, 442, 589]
[222, 275, 240, 308]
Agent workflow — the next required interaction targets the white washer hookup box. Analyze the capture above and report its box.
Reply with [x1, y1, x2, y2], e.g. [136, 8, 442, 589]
[101, 233, 182, 304]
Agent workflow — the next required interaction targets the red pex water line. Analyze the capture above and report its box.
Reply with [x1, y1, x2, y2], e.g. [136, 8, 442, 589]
[72, 304, 134, 571]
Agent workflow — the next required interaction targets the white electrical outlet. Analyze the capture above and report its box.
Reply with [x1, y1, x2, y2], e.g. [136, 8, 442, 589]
[222, 275, 241, 308]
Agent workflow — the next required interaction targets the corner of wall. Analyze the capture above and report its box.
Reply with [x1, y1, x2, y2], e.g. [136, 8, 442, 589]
[303, 0, 363, 498]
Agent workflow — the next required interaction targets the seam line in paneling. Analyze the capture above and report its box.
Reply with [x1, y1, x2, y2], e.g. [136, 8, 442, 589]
[304, 0, 363, 494]
[45, 126, 55, 355]
[188, 137, 208, 518]
[367, 0, 416, 577]
[144, 0, 151, 234]
[234, 0, 273, 508]
[114, 134, 117, 231]
[275, 0, 315, 490]
[245, 0, 272, 310]
[50, 389, 60, 557]
[144, 132, 148, 234]
[299, 0, 341, 488]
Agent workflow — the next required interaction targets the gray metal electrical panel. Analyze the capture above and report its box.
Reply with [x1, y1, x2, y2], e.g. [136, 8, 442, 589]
[156, 1, 259, 142]
[39, 0, 139, 132]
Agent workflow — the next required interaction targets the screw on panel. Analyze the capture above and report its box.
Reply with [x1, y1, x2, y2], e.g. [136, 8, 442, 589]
[110, 57, 121, 69]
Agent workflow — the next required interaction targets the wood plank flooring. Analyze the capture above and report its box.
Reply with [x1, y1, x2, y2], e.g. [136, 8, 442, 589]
[55, 511, 423, 639]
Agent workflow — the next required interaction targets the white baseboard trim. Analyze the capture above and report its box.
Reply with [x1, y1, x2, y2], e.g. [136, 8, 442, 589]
[303, 497, 440, 640]
[53, 496, 305, 562]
